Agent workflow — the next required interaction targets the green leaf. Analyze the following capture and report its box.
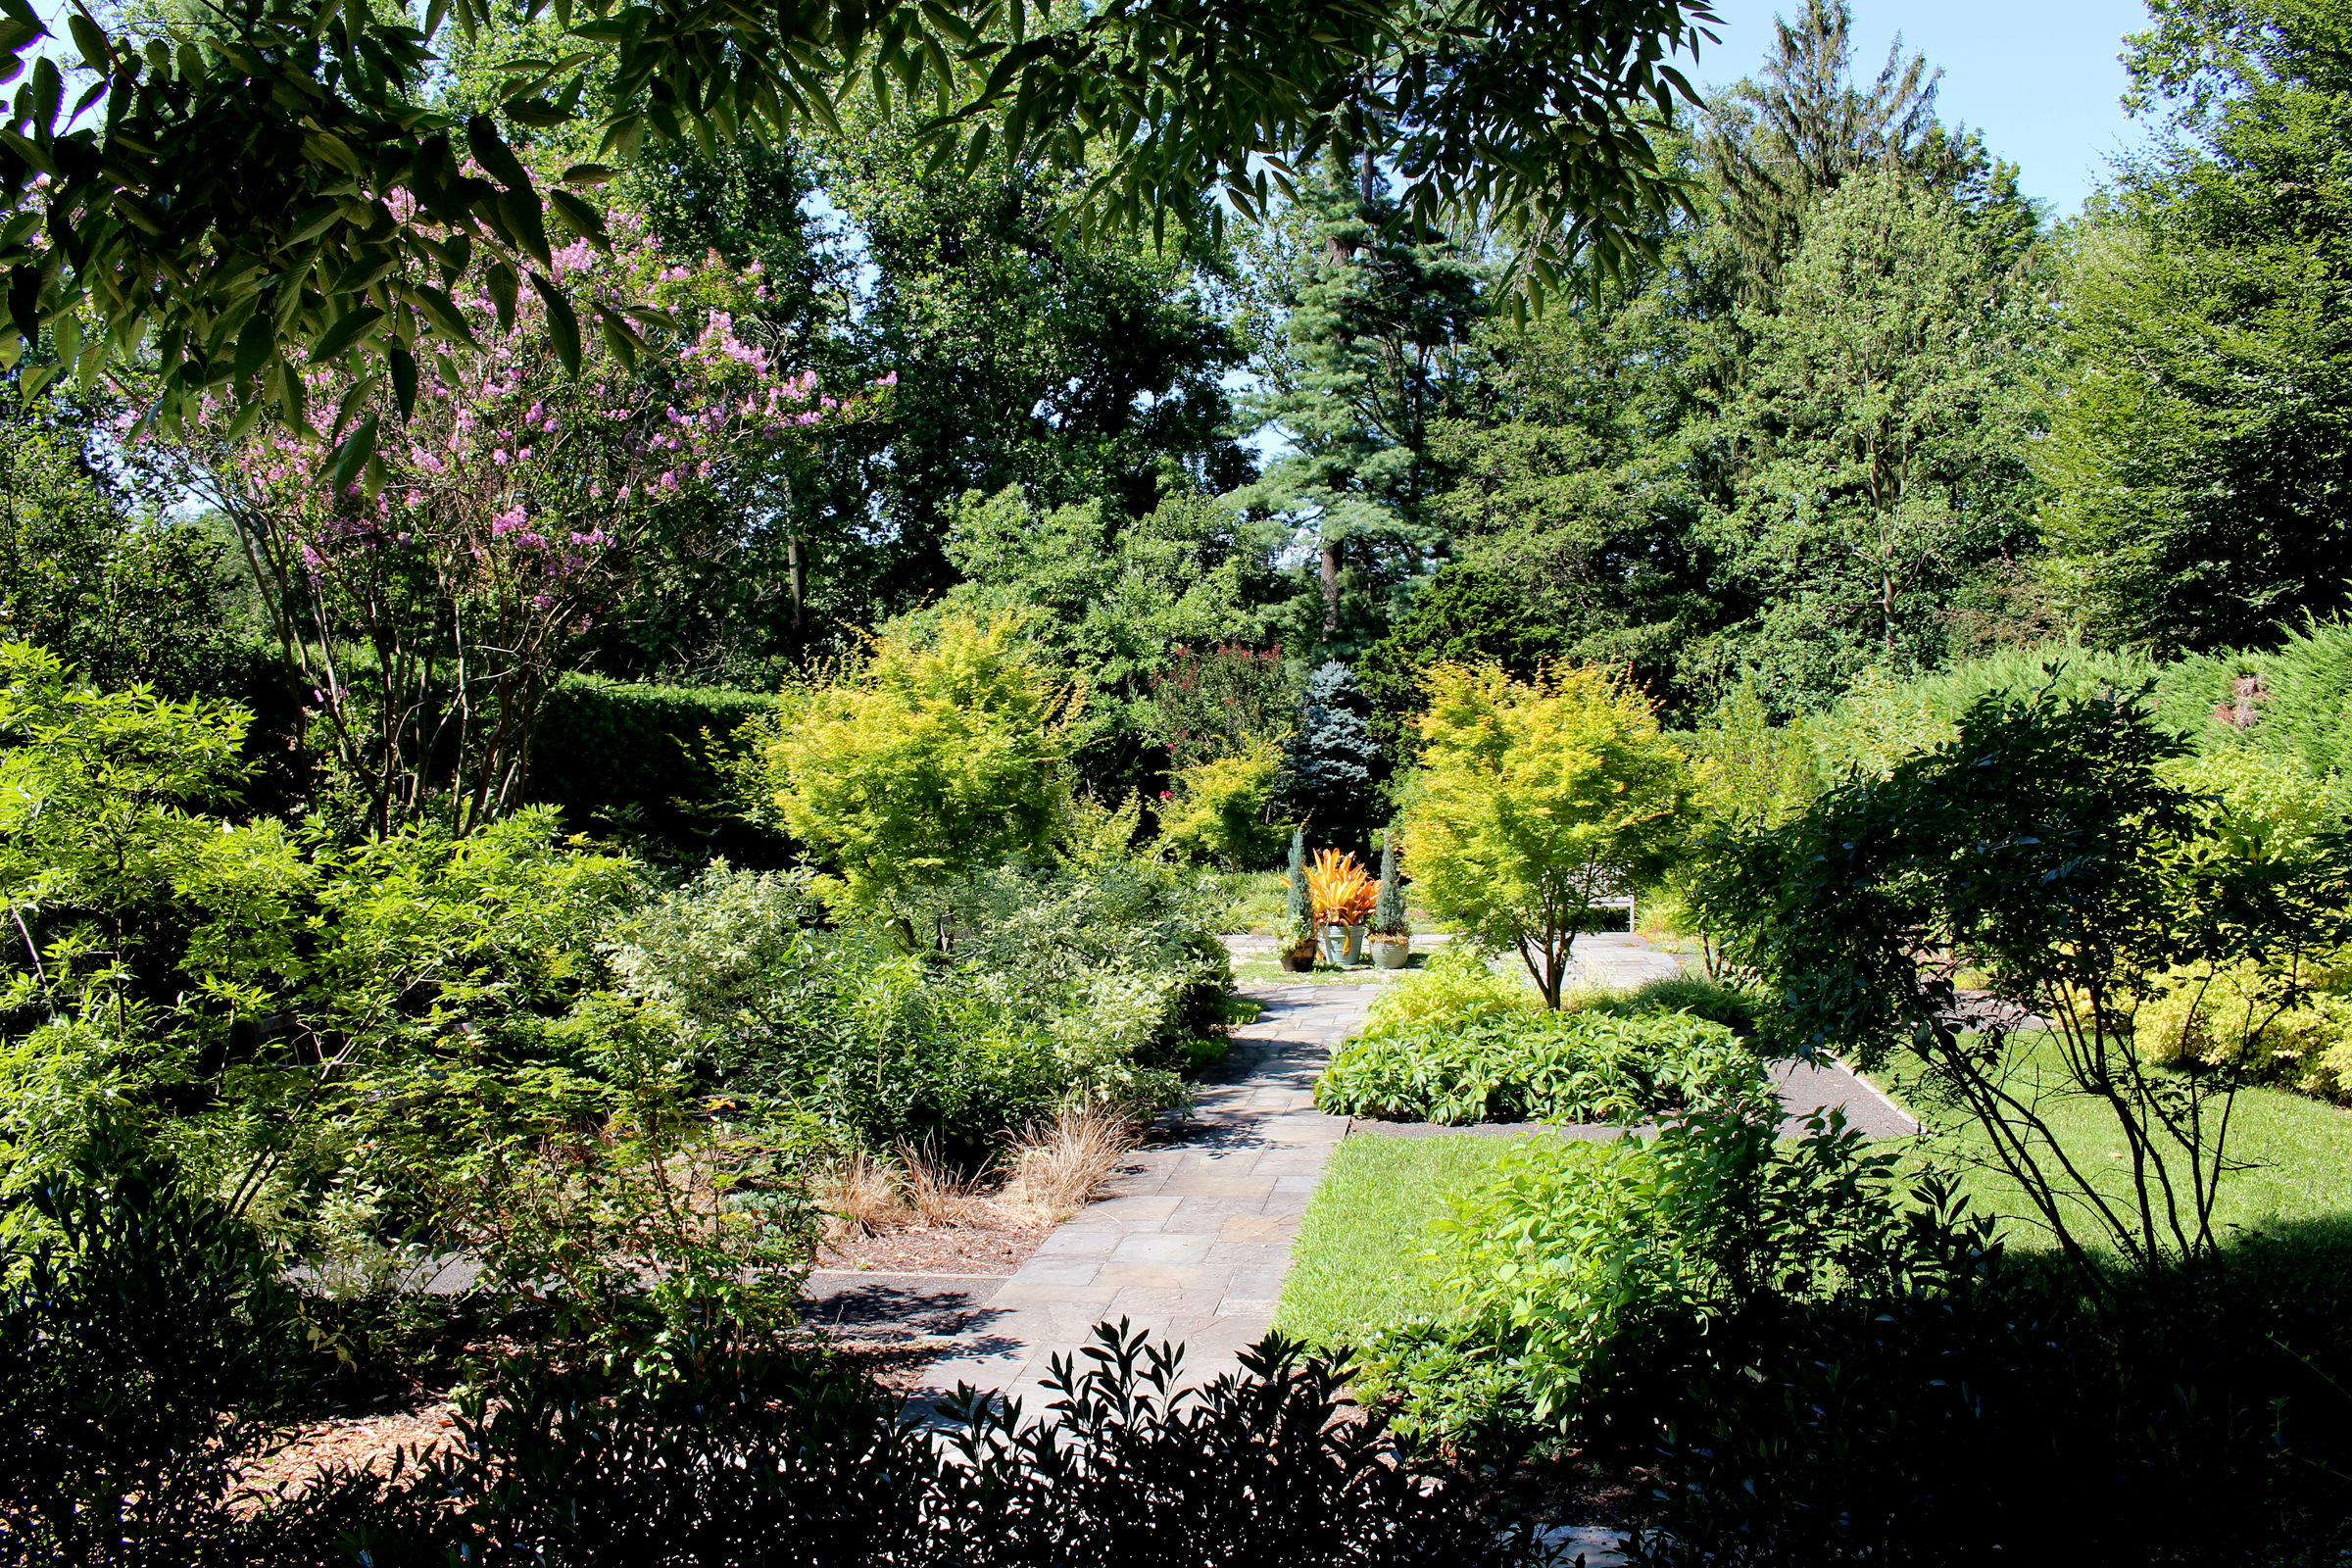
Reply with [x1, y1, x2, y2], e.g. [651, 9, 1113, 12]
[499, 187, 551, 266]
[29, 55, 59, 129]
[388, 344, 416, 419]
[503, 95, 569, 128]
[0, 126, 56, 177]
[465, 113, 533, 192]
[485, 260, 517, 332]
[528, 270, 579, 374]
[561, 163, 615, 185]
[308, 304, 383, 365]
[326, 414, 379, 493]
[232, 312, 273, 380]
[286, 201, 344, 244]
[303, 129, 363, 176]
[595, 306, 635, 369]
[66, 13, 108, 71]
[403, 281, 478, 347]
[329, 375, 375, 440]
[545, 189, 605, 242]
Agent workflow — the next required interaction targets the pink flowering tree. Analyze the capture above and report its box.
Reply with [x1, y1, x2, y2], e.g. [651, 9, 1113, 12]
[194, 220, 887, 834]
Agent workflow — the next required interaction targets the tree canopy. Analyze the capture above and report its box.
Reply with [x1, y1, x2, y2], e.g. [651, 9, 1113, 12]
[0, 0, 1720, 470]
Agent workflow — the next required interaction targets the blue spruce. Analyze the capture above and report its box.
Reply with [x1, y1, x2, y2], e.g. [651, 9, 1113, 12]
[1286, 661, 1385, 848]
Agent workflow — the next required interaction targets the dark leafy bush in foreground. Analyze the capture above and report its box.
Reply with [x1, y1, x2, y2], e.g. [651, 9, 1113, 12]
[1314, 1006, 1765, 1125]
[277, 1326, 1529, 1567]
[0, 1141, 302, 1566]
[1612, 1242, 2352, 1567]
[3, 1160, 1529, 1566]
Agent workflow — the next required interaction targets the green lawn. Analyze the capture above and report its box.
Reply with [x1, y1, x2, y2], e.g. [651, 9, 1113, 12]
[1274, 1133, 1514, 1350]
[1873, 1036, 2352, 1254]
[1278, 1043, 2352, 1359]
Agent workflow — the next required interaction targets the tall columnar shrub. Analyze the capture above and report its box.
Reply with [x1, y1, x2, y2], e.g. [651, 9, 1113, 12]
[1284, 826, 1311, 946]
[1373, 829, 1406, 935]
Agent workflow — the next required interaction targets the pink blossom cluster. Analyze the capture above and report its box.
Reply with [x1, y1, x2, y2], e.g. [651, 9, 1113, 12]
[221, 224, 893, 634]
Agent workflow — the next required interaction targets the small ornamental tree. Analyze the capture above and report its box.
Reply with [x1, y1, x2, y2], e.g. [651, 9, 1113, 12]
[765, 613, 1080, 947]
[1403, 662, 1693, 1007]
[1690, 679, 2352, 1280]
[195, 220, 882, 835]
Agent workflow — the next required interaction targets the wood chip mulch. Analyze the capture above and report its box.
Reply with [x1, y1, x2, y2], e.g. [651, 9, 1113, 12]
[232, 1403, 463, 1505]
[816, 1216, 1050, 1276]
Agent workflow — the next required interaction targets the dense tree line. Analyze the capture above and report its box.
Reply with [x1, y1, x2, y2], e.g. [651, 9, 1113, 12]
[9, 0, 2346, 824]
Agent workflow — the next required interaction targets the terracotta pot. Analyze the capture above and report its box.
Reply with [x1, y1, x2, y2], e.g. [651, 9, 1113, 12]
[1370, 935, 1410, 969]
[1279, 941, 1319, 972]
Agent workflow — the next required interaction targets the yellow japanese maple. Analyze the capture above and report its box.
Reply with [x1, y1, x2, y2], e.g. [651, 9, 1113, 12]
[1402, 662, 1693, 1007]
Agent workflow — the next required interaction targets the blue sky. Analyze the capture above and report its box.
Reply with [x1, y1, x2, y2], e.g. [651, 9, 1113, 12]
[1685, 1, 2160, 217]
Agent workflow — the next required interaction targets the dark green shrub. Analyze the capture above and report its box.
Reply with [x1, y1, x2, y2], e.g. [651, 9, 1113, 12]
[525, 676, 784, 863]
[276, 1323, 1534, 1565]
[1615, 1246, 2352, 1567]
[0, 1138, 303, 1565]
[1313, 1006, 1766, 1125]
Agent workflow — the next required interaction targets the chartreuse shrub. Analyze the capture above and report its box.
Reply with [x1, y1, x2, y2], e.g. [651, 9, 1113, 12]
[764, 612, 1081, 940]
[1354, 943, 1538, 1034]
[1313, 947, 1764, 1125]
[1159, 736, 1288, 869]
[1403, 662, 1694, 1007]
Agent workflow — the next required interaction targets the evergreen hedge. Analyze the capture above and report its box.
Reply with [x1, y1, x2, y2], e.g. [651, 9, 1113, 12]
[526, 677, 787, 863]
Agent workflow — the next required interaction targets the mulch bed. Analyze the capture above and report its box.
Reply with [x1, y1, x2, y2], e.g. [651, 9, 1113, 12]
[817, 1216, 1051, 1276]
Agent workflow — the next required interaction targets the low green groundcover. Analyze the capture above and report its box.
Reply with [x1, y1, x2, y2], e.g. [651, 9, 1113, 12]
[1313, 1005, 1765, 1125]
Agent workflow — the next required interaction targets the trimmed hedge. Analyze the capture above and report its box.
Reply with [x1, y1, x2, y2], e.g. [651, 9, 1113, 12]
[1314, 1006, 1765, 1126]
[526, 677, 785, 863]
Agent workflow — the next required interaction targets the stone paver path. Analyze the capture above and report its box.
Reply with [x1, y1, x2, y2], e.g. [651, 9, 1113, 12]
[912, 984, 1368, 1413]
[902, 934, 1915, 1418]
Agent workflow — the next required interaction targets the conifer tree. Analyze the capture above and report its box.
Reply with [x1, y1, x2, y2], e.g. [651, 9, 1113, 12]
[1237, 147, 1487, 653]
[1283, 662, 1387, 848]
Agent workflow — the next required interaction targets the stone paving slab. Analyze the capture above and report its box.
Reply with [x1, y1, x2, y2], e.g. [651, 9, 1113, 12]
[910, 983, 1370, 1413]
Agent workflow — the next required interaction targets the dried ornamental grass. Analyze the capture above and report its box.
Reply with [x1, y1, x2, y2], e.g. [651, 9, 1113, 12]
[821, 1149, 910, 1240]
[896, 1138, 985, 1228]
[1007, 1107, 1143, 1224]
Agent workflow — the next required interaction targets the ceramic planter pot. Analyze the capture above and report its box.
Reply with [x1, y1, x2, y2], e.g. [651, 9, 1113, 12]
[1279, 940, 1319, 972]
[1370, 935, 1410, 969]
[1321, 925, 1349, 966]
[1344, 924, 1366, 963]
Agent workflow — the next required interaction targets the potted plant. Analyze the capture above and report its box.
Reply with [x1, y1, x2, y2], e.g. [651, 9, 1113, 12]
[1278, 828, 1319, 971]
[1306, 848, 1377, 965]
[1368, 829, 1411, 968]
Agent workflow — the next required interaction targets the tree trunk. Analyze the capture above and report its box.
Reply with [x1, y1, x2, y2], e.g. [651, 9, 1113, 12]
[1320, 533, 1343, 632]
[787, 530, 806, 631]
